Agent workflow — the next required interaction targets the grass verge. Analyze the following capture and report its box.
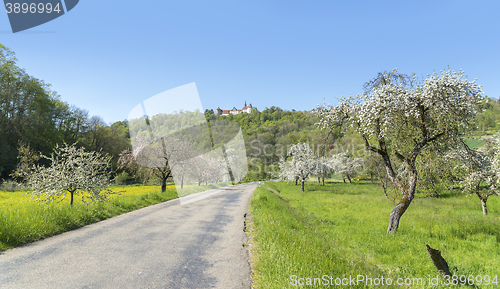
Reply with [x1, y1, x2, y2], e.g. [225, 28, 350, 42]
[249, 181, 500, 288]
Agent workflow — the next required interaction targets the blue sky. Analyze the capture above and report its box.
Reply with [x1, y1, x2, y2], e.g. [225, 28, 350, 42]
[1, 0, 499, 124]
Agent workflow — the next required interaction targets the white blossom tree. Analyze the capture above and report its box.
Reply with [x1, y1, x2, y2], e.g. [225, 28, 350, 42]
[26, 143, 113, 205]
[208, 153, 231, 184]
[330, 152, 364, 184]
[278, 156, 298, 184]
[314, 156, 334, 185]
[189, 154, 211, 186]
[317, 69, 483, 233]
[188, 152, 228, 186]
[448, 137, 500, 215]
[119, 138, 172, 192]
[122, 136, 195, 192]
[279, 143, 317, 192]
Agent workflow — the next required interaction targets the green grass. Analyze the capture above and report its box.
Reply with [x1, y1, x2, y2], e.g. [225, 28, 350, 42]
[466, 137, 483, 149]
[249, 181, 500, 288]
[0, 183, 219, 251]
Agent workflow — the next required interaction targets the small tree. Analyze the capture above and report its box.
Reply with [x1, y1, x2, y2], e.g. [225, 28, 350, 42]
[10, 141, 40, 182]
[125, 136, 194, 192]
[278, 156, 297, 184]
[26, 143, 113, 205]
[330, 152, 363, 184]
[449, 138, 500, 215]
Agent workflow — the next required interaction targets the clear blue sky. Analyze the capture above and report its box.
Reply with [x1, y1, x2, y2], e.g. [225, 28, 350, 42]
[1, 0, 499, 124]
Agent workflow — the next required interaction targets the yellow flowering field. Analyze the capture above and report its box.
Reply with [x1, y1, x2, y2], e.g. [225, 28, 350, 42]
[0, 185, 173, 207]
[0, 183, 226, 251]
[0, 185, 177, 251]
[109, 185, 176, 198]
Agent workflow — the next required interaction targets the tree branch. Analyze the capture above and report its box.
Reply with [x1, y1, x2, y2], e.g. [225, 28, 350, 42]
[394, 150, 405, 162]
[361, 134, 379, 154]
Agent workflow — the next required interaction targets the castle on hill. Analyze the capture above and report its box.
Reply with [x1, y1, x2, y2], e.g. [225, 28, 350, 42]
[213, 101, 253, 116]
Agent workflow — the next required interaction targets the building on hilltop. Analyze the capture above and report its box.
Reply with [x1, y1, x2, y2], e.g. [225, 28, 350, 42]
[214, 101, 253, 116]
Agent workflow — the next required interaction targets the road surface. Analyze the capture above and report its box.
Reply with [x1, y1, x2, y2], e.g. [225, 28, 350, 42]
[0, 182, 260, 289]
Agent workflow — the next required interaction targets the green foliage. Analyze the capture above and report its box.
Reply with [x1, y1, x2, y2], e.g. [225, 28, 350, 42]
[475, 98, 500, 133]
[249, 181, 500, 288]
[216, 108, 326, 180]
[415, 148, 457, 197]
[10, 142, 40, 182]
[0, 44, 66, 178]
[466, 137, 483, 149]
[114, 171, 129, 185]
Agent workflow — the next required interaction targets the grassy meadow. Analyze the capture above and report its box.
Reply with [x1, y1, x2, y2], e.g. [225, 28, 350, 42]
[249, 180, 500, 288]
[0, 184, 220, 251]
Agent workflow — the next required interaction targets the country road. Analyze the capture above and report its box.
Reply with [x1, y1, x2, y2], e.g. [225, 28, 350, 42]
[0, 182, 261, 289]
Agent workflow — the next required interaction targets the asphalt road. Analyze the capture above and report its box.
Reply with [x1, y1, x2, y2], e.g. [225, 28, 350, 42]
[0, 182, 261, 289]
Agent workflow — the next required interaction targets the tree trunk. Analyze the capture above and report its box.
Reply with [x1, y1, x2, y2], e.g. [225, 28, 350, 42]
[322, 177, 324, 186]
[70, 190, 74, 206]
[387, 174, 417, 233]
[180, 177, 184, 189]
[480, 197, 488, 215]
[295, 178, 298, 185]
[301, 179, 305, 192]
[380, 178, 388, 198]
[317, 177, 320, 184]
[387, 197, 412, 233]
[161, 178, 167, 193]
[346, 175, 352, 184]
[377, 168, 389, 198]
